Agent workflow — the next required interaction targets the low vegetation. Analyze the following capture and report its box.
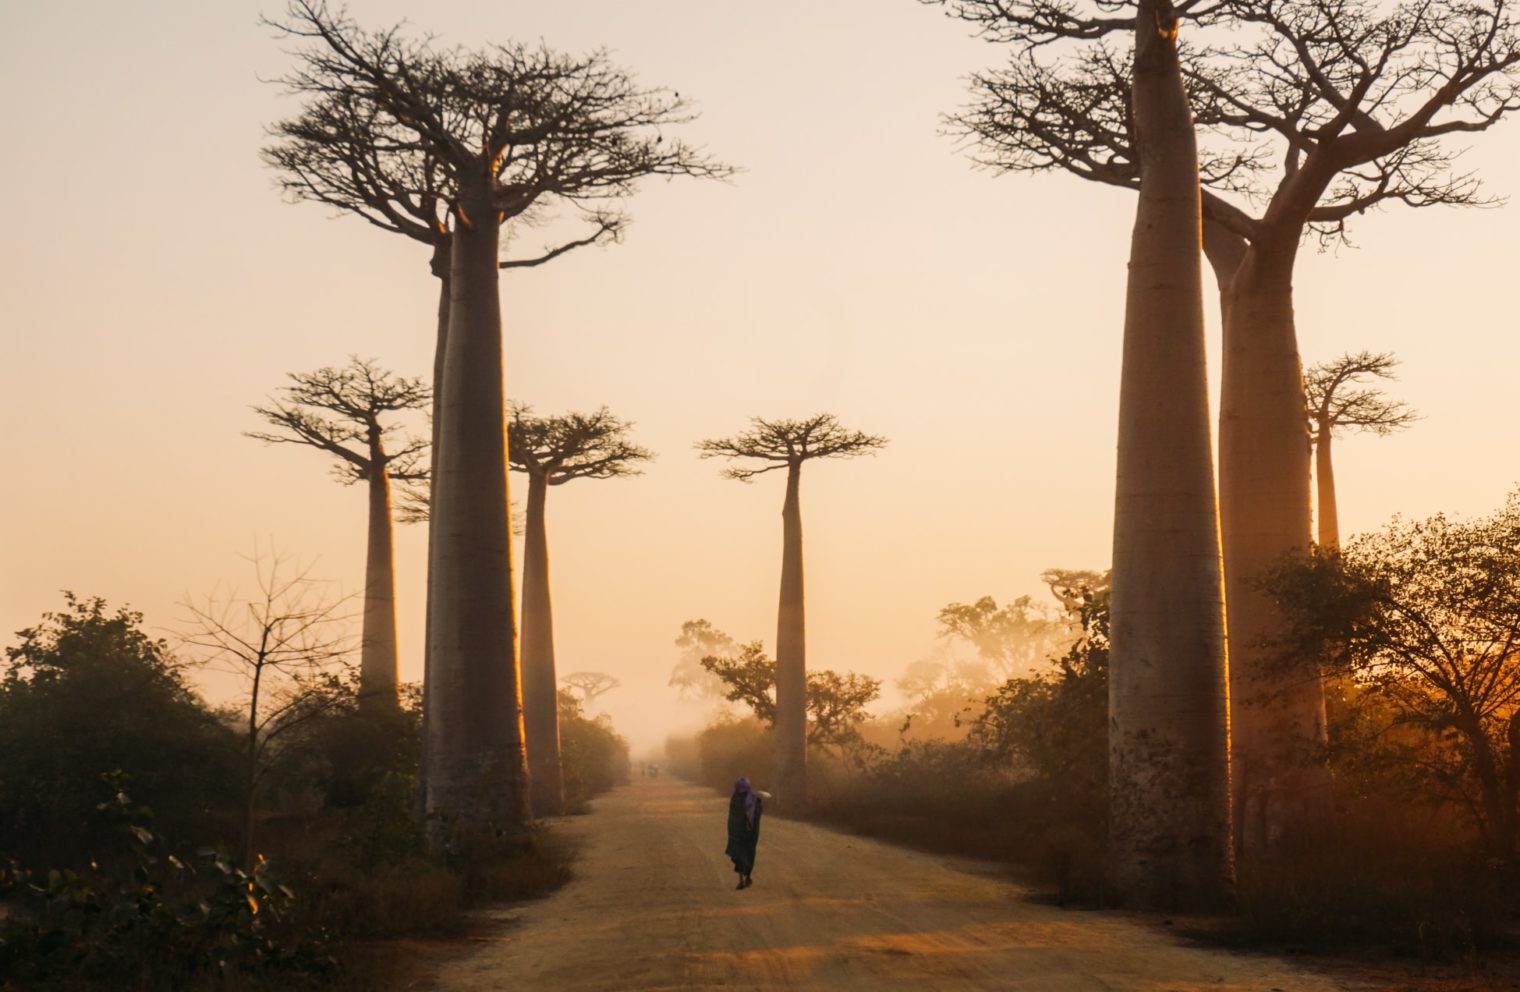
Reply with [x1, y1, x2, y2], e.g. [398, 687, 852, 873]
[0, 595, 628, 990]
[672, 518, 1520, 956]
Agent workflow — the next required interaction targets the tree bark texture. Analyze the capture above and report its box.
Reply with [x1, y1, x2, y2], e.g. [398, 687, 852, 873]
[520, 471, 565, 816]
[359, 463, 400, 708]
[1218, 239, 1331, 858]
[417, 236, 450, 821]
[1108, 0, 1233, 909]
[775, 462, 807, 808]
[423, 196, 531, 835]
[1314, 420, 1338, 549]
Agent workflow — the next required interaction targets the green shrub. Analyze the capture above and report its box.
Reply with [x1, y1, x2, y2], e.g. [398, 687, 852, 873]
[693, 717, 775, 794]
[0, 596, 242, 868]
[557, 690, 631, 811]
[0, 778, 335, 990]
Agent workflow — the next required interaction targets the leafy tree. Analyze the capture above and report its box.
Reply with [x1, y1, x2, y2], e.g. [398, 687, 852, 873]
[969, 588, 1110, 795]
[266, 0, 728, 835]
[905, 570, 1111, 741]
[936, 594, 1061, 682]
[697, 414, 887, 806]
[893, 648, 986, 743]
[669, 618, 737, 701]
[1263, 497, 1520, 860]
[700, 644, 882, 753]
[0, 596, 239, 868]
[509, 404, 651, 815]
[1304, 352, 1418, 549]
[247, 357, 428, 707]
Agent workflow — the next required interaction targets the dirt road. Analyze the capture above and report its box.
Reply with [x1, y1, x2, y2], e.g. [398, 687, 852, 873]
[418, 777, 1358, 991]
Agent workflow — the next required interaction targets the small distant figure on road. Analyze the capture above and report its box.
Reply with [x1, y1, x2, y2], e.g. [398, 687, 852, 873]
[726, 776, 765, 890]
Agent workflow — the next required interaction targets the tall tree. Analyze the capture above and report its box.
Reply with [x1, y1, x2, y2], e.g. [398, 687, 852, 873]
[1109, 0, 1233, 907]
[508, 404, 652, 816]
[696, 415, 887, 807]
[267, 2, 727, 834]
[930, 0, 1232, 905]
[247, 357, 428, 708]
[935, 0, 1520, 856]
[1304, 352, 1417, 549]
[265, 43, 620, 810]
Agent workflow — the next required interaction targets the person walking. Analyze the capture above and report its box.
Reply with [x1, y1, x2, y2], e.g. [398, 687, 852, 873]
[725, 777, 763, 889]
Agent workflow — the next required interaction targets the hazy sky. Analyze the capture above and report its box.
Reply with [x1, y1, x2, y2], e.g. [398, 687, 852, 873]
[3, 0, 1518, 753]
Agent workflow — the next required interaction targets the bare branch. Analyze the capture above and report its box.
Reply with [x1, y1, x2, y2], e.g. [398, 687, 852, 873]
[1305, 350, 1420, 437]
[265, 0, 733, 254]
[246, 357, 430, 486]
[935, 0, 1520, 250]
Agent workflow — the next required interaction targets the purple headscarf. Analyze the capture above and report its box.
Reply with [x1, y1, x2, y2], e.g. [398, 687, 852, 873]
[734, 777, 759, 828]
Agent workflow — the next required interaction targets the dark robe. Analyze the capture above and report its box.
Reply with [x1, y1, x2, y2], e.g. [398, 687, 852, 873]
[725, 791, 762, 875]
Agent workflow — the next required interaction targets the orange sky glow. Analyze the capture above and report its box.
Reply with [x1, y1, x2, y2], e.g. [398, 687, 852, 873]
[2, 0, 1517, 752]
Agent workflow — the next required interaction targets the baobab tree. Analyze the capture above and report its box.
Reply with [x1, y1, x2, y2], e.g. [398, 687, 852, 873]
[247, 358, 427, 708]
[935, 0, 1520, 856]
[929, 0, 1232, 904]
[265, 44, 617, 801]
[266, 2, 728, 833]
[509, 404, 652, 815]
[1304, 352, 1418, 549]
[561, 671, 621, 708]
[696, 415, 887, 807]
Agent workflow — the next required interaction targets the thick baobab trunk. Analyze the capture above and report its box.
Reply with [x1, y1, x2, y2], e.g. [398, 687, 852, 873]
[359, 463, 400, 708]
[1107, 0, 1233, 908]
[423, 197, 530, 835]
[1218, 237, 1330, 858]
[417, 236, 450, 819]
[775, 461, 807, 807]
[1314, 419, 1338, 549]
[520, 472, 565, 816]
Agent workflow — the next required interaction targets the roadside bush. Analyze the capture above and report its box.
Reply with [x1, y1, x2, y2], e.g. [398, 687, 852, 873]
[1231, 798, 1509, 957]
[691, 717, 775, 794]
[663, 733, 702, 781]
[0, 598, 583, 988]
[558, 690, 631, 812]
[0, 596, 241, 869]
[0, 779, 335, 990]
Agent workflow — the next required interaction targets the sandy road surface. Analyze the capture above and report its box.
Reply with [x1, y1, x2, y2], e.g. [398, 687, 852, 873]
[417, 778, 1359, 991]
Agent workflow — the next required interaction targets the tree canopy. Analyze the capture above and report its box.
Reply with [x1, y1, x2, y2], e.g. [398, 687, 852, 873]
[936, 0, 1520, 251]
[1264, 495, 1520, 856]
[247, 357, 430, 485]
[699, 645, 882, 749]
[264, 0, 731, 263]
[1305, 351, 1419, 440]
[695, 414, 888, 480]
[508, 404, 653, 483]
